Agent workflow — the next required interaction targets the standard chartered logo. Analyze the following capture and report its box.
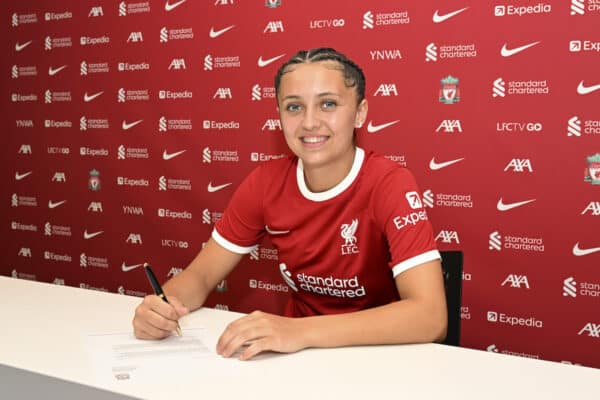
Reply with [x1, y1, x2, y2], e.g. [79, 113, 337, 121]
[159, 176, 167, 191]
[363, 11, 374, 29]
[45, 222, 52, 236]
[80, 117, 87, 131]
[571, 0, 585, 15]
[12, 13, 18, 26]
[202, 147, 211, 163]
[45, 90, 52, 103]
[118, 88, 126, 102]
[118, 145, 126, 159]
[204, 55, 213, 71]
[45, 36, 52, 50]
[250, 247, 259, 260]
[251, 84, 261, 101]
[279, 263, 298, 291]
[426, 43, 438, 62]
[119, 2, 127, 16]
[563, 277, 577, 297]
[202, 209, 211, 224]
[489, 231, 502, 250]
[80, 253, 87, 267]
[422, 189, 434, 208]
[12, 65, 18, 78]
[568, 116, 581, 136]
[80, 61, 88, 75]
[160, 27, 168, 42]
[159, 117, 167, 132]
[493, 77, 506, 97]
[11, 194, 18, 207]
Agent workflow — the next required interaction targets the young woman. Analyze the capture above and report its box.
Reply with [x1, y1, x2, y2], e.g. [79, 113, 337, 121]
[133, 48, 447, 360]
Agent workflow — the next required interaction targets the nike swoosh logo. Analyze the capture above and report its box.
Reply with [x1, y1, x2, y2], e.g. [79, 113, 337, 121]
[367, 120, 400, 133]
[162, 149, 186, 160]
[15, 171, 32, 180]
[265, 226, 290, 235]
[209, 25, 235, 39]
[121, 262, 143, 272]
[15, 40, 33, 52]
[48, 65, 67, 76]
[572, 242, 600, 256]
[122, 119, 143, 130]
[577, 81, 600, 95]
[258, 54, 285, 68]
[165, 0, 186, 11]
[500, 41, 541, 57]
[48, 200, 67, 209]
[433, 7, 469, 23]
[429, 157, 464, 170]
[496, 198, 536, 211]
[84, 91, 104, 102]
[207, 182, 232, 192]
[83, 230, 103, 239]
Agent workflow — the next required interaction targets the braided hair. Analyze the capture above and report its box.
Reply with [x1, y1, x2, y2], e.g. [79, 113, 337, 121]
[274, 48, 366, 104]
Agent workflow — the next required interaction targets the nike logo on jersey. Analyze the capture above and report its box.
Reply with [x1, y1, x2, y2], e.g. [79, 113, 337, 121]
[577, 81, 600, 95]
[500, 41, 541, 57]
[432, 7, 469, 23]
[367, 120, 400, 133]
[83, 230, 103, 239]
[258, 54, 285, 67]
[162, 149, 186, 160]
[84, 91, 104, 102]
[15, 171, 32, 180]
[48, 65, 67, 76]
[209, 25, 235, 38]
[48, 200, 67, 209]
[122, 119, 143, 130]
[265, 226, 290, 235]
[207, 182, 232, 193]
[429, 157, 464, 171]
[496, 198, 536, 211]
[572, 242, 600, 256]
[15, 40, 33, 52]
[165, 0, 186, 12]
[121, 262, 143, 272]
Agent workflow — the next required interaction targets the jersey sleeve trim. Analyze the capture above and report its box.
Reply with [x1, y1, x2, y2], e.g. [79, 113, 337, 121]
[391, 250, 441, 277]
[212, 229, 257, 254]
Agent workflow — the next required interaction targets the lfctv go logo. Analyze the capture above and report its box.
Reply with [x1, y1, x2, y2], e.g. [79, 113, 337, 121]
[496, 122, 543, 132]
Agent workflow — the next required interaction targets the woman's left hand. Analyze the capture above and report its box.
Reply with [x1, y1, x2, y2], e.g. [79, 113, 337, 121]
[216, 311, 307, 360]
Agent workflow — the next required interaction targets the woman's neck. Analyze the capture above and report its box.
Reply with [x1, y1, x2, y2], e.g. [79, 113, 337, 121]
[302, 147, 356, 193]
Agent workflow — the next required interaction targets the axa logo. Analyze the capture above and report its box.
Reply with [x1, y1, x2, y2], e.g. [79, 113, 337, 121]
[213, 88, 232, 99]
[18, 144, 32, 154]
[88, 6, 104, 17]
[501, 274, 530, 289]
[582, 201, 600, 215]
[436, 120, 463, 133]
[18, 247, 32, 257]
[168, 58, 186, 70]
[578, 323, 600, 338]
[262, 119, 282, 131]
[340, 219, 359, 255]
[435, 230, 460, 244]
[126, 233, 143, 244]
[373, 83, 398, 96]
[88, 202, 103, 212]
[504, 158, 533, 172]
[52, 172, 66, 182]
[264, 20, 284, 33]
[127, 31, 143, 43]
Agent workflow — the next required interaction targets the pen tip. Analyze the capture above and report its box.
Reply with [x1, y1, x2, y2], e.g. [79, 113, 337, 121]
[143, 262, 149, 268]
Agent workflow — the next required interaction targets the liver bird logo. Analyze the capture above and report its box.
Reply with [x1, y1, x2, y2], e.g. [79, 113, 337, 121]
[341, 219, 359, 246]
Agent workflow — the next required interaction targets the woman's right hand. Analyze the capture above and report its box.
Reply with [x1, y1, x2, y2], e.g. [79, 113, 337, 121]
[132, 295, 189, 339]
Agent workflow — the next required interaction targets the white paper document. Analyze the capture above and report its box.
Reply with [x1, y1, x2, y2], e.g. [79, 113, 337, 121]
[86, 328, 215, 384]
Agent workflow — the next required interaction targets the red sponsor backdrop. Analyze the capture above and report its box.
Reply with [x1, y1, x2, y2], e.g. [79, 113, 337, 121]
[2, 1, 599, 367]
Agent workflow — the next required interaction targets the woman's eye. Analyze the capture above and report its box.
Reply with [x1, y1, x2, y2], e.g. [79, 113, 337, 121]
[286, 104, 301, 112]
[322, 101, 336, 109]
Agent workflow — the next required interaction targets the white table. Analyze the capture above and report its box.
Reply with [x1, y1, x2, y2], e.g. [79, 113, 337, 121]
[1, 276, 599, 399]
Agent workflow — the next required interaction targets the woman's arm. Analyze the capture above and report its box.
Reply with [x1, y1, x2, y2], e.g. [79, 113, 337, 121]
[216, 260, 447, 360]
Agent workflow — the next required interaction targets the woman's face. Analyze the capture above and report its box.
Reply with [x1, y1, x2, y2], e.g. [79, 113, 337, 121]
[277, 61, 367, 170]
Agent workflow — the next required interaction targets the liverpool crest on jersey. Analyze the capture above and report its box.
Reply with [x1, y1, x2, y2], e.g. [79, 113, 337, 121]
[340, 219, 359, 255]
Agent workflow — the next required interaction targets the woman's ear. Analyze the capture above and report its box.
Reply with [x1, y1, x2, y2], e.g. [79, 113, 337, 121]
[355, 99, 368, 128]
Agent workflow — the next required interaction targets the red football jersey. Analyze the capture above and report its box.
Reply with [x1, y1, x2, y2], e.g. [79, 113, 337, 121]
[213, 148, 440, 317]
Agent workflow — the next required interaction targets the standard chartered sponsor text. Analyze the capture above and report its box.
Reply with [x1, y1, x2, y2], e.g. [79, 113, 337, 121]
[297, 273, 366, 298]
[439, 44, 477, 58]
[214, 56, 240, 68]
[504, 235, 544, 252]
[213, 150, 239, 162]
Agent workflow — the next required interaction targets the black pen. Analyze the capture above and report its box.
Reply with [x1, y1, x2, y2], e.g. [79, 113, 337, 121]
[144, 263, 183, 336]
